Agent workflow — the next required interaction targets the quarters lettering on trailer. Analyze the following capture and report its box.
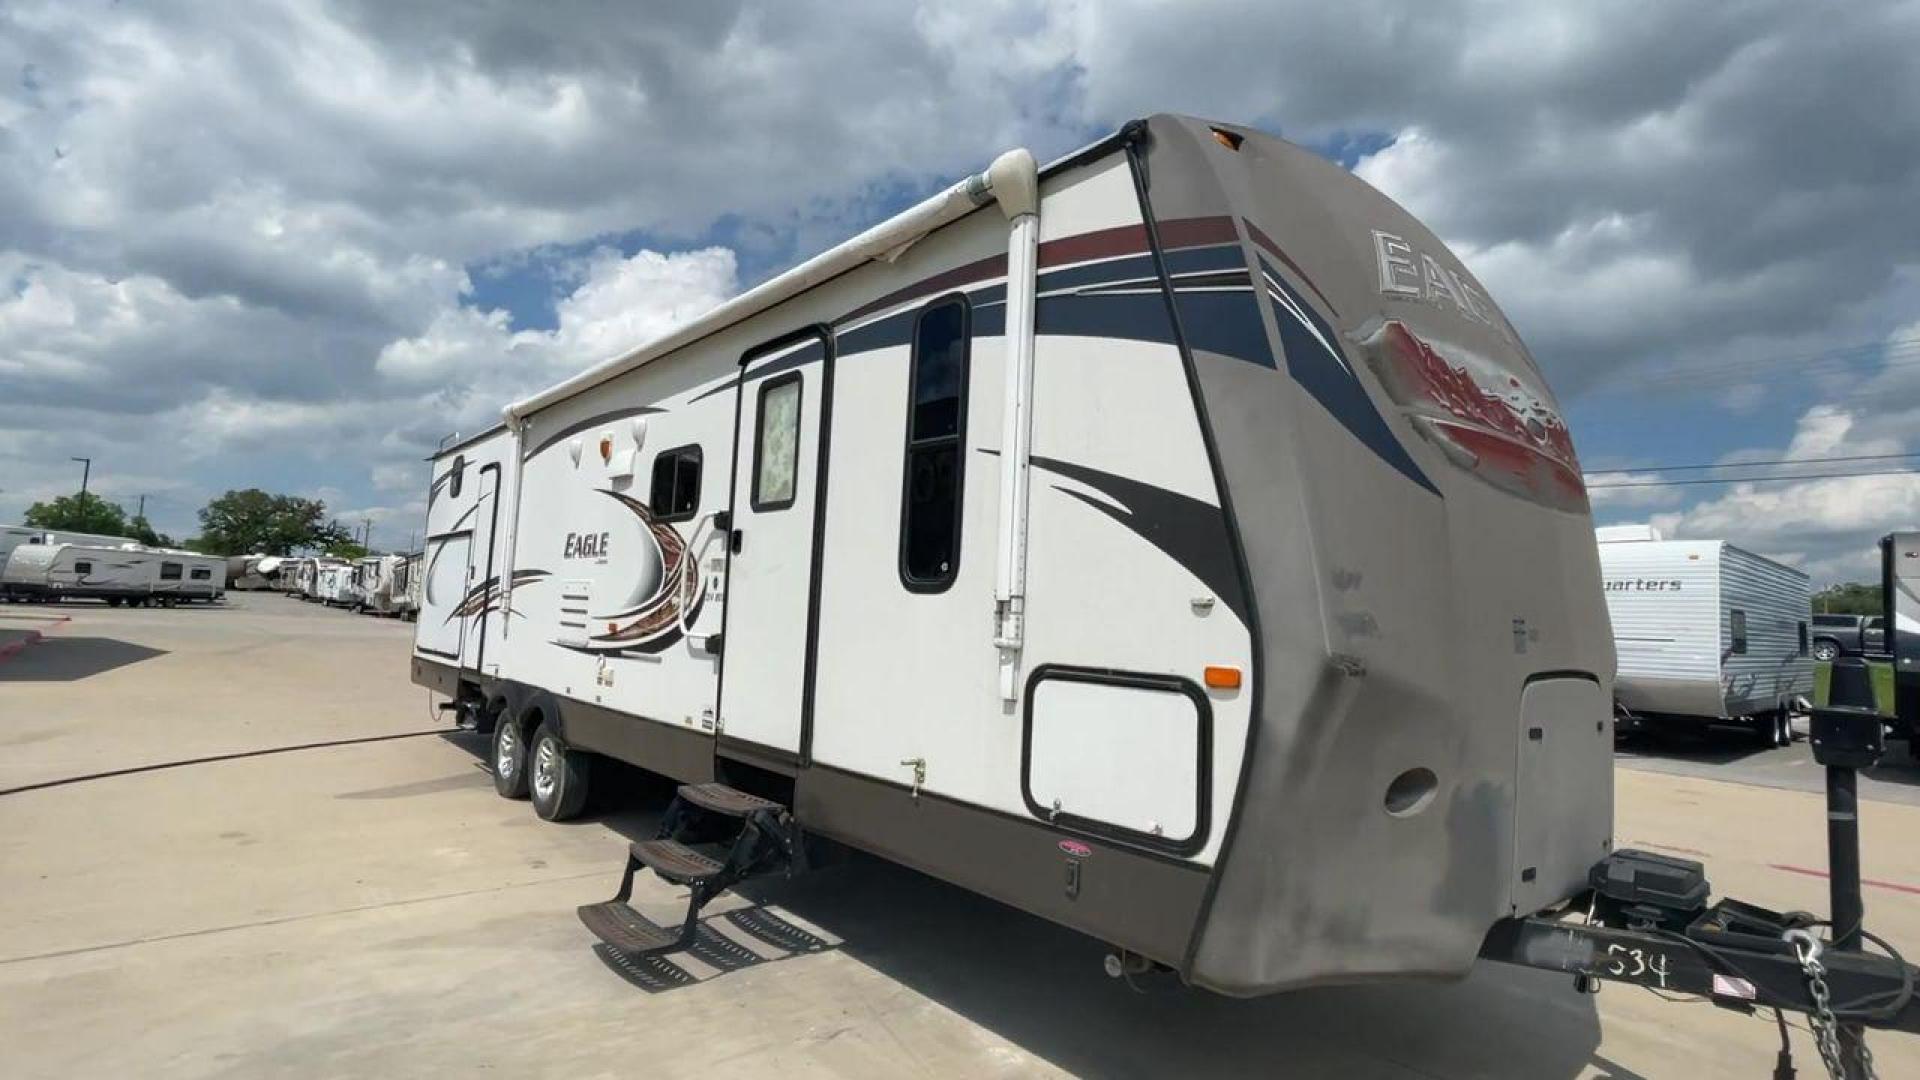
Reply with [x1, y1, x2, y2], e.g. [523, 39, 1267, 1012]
[563, 532, 612, 559]
[1603, 578, 1684, 592]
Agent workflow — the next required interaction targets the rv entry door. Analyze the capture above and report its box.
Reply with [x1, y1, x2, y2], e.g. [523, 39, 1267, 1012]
[716, 328, 831, 767]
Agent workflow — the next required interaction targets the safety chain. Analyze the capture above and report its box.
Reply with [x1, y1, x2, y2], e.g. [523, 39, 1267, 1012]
[1785, 928, 1875, 1080]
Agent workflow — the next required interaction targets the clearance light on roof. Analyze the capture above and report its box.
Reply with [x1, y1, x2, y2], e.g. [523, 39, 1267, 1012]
[1204, 665, 1243, 690]
[1210, 127, 1245, 151]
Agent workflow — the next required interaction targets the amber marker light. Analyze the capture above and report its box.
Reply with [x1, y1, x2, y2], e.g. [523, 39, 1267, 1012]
[1204, 665, 1243, 690]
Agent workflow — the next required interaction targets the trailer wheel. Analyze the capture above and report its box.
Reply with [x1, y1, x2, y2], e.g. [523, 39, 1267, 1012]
[491, 717, 530, 800]
[528, 725, 589, 822]
[1773, 710, 1794, 748]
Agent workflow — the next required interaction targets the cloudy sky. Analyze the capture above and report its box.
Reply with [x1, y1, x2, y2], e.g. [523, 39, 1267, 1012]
[2, 0, 1917, 582]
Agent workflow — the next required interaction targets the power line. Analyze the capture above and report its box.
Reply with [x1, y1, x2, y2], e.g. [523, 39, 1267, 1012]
[1588, 468, 1920, 490]
[1587, 451, 1920, 475]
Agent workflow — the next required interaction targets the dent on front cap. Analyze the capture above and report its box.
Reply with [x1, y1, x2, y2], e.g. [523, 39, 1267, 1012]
[1352, 317, 1587, 514]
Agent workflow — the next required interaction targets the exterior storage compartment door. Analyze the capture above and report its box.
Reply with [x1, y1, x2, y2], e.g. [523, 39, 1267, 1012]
[1511, 675, 1613, 913]
[1023, 667, 1209, 854]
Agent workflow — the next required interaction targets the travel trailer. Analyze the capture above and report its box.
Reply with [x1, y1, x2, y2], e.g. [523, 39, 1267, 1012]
[392, 553, 422, 621]
[1, 542, 226, 605]
[314, 562, 356, 606]
[406, 117, 1919, 1036]
[226, 554, 287, 591]
[351, 554, 408, 615]
[1597, 526, 1813, 746]
[289, 557, 344, 600]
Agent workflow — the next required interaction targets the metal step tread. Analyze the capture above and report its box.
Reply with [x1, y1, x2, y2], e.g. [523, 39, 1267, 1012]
[632, 838, 725, 884]
[677, 782, 785, 818]
[577, 901, 682, 954]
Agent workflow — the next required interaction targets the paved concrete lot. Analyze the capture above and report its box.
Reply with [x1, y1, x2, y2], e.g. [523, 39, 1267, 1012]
[2, 596, 1917, 1078]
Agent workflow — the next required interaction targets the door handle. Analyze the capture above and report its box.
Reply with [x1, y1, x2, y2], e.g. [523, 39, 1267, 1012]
[731, 528, 744, 554]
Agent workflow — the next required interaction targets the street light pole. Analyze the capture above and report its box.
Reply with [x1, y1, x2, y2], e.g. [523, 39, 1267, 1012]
[71, 457, 92, 497]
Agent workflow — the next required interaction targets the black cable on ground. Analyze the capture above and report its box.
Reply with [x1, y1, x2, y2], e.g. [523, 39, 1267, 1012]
[0, 729, 449, 798]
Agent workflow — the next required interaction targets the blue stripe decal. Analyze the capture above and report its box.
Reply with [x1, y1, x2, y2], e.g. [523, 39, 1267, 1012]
[1258, 256, 1436, 494]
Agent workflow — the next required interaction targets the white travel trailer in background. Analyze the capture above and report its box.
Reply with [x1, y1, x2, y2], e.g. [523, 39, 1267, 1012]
[1, 542, 226, 605]
[351, 554, 407, 615]
[410, 115, 1621, 997]
[314, 563, 355, 606]
[1597, 526, 1812, 745]
[1, 525, 138, 573]
[226, 554, 287, 591]
[390, 553, 422, 621]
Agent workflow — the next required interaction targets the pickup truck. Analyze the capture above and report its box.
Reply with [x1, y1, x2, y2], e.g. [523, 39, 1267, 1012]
[1811, 612, 1886, 661]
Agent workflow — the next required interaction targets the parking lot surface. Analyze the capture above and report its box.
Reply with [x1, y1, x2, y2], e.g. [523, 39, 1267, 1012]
[2, 596, 1917, 1078]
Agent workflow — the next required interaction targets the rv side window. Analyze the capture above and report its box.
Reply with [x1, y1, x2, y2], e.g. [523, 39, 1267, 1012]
[1730, 609, 1748, 655]
[899, 297, 970, 591]
[448, 455, 465, 499]
[74, 560, 92, 574]
[752, 373, 802, 511]
[191, 567, 212, 581]
[1798, 621, 1809, 656]
[161, 562, 184, 580]
[649, 445, 703, 522]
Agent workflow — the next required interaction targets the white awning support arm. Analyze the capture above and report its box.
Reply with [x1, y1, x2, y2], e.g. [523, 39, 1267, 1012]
[985, 150, 1041, 703]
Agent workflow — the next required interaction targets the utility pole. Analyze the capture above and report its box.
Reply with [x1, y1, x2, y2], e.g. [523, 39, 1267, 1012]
[71, 457, 92, 497]
[137, 494, 147, 519]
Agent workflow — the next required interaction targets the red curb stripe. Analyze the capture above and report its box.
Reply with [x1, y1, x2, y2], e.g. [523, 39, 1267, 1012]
[1770, 863, 1920, 896]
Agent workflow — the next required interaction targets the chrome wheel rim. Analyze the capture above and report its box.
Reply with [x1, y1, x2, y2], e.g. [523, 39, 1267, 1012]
[496, 724, 518, 778]
[533, 738, 559, 802]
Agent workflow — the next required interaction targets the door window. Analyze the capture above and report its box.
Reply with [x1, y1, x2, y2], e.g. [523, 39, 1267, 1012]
[753, 374, 803, 511]
[1730, 609, 1748, 655]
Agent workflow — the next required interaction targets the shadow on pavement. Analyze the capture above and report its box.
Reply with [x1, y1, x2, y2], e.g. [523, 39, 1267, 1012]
[442, 733, 1621, 1078]
[0, 637, 167, 682]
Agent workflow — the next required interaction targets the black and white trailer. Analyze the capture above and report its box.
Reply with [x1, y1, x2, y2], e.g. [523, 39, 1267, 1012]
[408, 117, 1918, 1058]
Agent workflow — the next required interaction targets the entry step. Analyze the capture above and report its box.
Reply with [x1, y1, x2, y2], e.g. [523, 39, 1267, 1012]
[632, 838, 724, 884]
[677, 782, 785, 819]
[577, 901, 684, 954]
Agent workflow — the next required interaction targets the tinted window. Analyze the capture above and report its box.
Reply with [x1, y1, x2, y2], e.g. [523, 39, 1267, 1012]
[753, 374, 802, 511]
[1813, 614, 1852, 627]
[1730, 609, 1748, 655]
[191, 567, 212, 580]
[1867, 616, 1884, 629]
[74, 560, 92, 574]
[899, 298, 970, 591]
[161, 562, 183, 580]
[649, 445, 702, 522]
[448, 455, 465, 499]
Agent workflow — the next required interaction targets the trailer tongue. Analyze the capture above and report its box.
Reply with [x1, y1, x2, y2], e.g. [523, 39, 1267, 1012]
[1481, 657, 1917, 1076]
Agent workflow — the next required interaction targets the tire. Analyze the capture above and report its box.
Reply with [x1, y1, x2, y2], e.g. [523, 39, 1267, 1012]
[492, 717, 530, 800]
[528, 725, 590, 822]
[107, 597, 122, 608]
[1812, 638, 1841, 662]
[1775, 711, 1794, 748]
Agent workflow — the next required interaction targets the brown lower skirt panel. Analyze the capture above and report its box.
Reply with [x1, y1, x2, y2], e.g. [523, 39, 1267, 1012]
[557, 694, 715, 785]
[410, 655, 462, 697]
[796, 763, 1210, 969]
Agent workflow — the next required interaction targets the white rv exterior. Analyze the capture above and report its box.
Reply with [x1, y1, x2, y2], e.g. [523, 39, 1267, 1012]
[1, 525, 138, 576]
[409, 116, 1615, 996]
[314, 562, 355, 606]
[1, 542, 226, 604]
[351, 554, 407, 615]
[392, 552, 422, 621]
[1598, 532, 1812, 742]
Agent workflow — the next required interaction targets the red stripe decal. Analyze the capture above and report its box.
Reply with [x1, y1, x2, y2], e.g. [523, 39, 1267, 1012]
[1770, 864, 1920, 896]
[1245, 219, 1340, 318]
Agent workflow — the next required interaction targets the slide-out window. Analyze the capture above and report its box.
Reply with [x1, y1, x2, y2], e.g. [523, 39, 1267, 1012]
[1798, 621, 1809, 656]
[1730, 609, 1748, 655]
[650, 445, 703, 522]
[161, 562, 184, 580]
[899, 296, 970, 592]
[753, 373, 803, 511]
[74, 560, 93, 574]
[191, 567, 212, 581]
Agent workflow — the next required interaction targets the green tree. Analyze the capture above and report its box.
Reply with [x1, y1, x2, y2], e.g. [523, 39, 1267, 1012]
[23, 492, 130, 536]
[325, 540, 369, 560]
[127, 514, 174, 548]
[195, 489, 352, 556]
[1813, 582, 1883, 616]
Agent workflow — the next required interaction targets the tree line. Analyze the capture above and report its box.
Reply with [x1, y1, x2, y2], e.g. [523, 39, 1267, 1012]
[22, 489, 368, 558]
